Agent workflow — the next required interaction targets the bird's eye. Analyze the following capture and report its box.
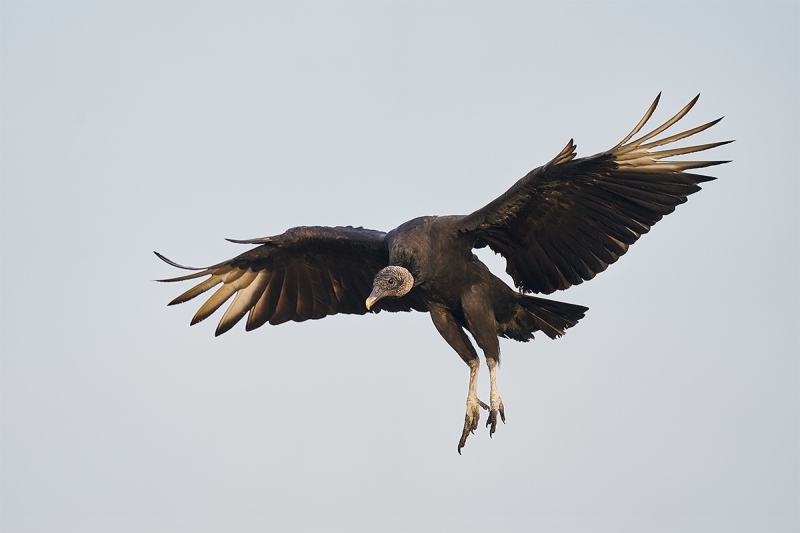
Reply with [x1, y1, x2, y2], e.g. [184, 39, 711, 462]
[387, 278, 396, 287]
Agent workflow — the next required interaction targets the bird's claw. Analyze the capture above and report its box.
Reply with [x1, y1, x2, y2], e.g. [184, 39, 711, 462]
[486, 399, 505, 437]
[457, 398, 489, 454]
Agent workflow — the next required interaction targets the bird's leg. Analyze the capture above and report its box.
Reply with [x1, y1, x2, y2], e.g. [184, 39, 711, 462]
[461, 287, 505, 439]
[428, 307, 488, 454]
[485, 357, 505, 437]
[459, 358, 490, 453]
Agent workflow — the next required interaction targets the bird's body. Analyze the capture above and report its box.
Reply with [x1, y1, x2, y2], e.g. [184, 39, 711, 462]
[388, 215, 479, 307]
[385, 215, 584, 342]
[157, 94, 730, 452]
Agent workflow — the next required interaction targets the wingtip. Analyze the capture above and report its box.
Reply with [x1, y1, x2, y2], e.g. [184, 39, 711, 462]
[226, 236, 274, 244]
[214, 320, 235, 336]
[154, 251, 204, 271]
[685, 93, 701, 112]
[545, 138, 577, 168]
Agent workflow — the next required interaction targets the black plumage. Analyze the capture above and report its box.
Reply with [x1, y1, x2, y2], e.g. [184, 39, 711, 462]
[156, 94, 730, 452]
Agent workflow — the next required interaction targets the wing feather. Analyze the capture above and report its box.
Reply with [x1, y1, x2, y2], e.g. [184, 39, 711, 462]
[460, 94, 731, 294]
[216, 270, 269, 336]
[246, 269, 284, 331]
[156, 225, 427, 335]
[192, 282, 239, 325]
[271, 265, 299, 325]
[168, 275, 223, 306]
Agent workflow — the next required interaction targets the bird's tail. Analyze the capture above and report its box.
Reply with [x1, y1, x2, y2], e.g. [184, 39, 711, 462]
[500, 295, 588, 341]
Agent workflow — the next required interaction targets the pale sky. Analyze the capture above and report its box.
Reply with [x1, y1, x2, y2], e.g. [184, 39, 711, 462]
[1, 1, 798, 532]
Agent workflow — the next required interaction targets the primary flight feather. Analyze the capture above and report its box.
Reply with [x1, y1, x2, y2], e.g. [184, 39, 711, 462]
[156, 94, 730, 453]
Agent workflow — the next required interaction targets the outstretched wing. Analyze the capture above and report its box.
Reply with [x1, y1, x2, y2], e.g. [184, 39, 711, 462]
[156, 225, 427, 335]
[459, 94, 732, 294]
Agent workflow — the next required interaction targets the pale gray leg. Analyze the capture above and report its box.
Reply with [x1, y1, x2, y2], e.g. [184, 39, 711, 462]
[461, 286, 506, 438]
[485, 357, 506, 437]
[462, 358, 490, 451]
[429, 307, 488, 454]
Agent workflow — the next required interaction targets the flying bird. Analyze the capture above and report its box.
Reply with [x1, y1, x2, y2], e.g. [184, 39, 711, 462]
[156, 94, 730, 453]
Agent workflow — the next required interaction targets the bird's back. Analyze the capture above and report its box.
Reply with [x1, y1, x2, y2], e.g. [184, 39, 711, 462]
[385, 215, 499, 307]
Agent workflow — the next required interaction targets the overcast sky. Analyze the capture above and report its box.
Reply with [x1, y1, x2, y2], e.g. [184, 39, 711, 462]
[1, 1, 798, 532]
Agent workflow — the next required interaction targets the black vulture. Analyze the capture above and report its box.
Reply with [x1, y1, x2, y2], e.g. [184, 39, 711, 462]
[156, 94, 730, 453]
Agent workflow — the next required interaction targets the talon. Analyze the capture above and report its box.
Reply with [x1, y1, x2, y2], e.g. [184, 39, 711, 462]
[487, 411, 497, 437]
[458, 418, 472, 454]
[458, 399, 485, 453]
[486, 396, 504, 437]
[477, 399, 489, 411]
[458, 430, 468, 454]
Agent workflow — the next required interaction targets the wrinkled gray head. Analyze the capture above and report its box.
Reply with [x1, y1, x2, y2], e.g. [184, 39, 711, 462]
[365, 266, 414, 310]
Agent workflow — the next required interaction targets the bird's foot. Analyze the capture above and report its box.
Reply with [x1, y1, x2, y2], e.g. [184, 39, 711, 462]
[457, 398, 489, 454]
[486, 393, 505, 438]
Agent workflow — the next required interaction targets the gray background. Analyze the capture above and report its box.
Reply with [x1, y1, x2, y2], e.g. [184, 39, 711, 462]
[2, 1, 798, 532]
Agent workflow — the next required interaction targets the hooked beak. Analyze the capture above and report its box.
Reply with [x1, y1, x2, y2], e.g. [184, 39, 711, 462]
[365, 288, 381, 310]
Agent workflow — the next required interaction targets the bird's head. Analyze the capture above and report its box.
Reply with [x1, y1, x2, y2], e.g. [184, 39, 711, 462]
[366, 266, 414, 310]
